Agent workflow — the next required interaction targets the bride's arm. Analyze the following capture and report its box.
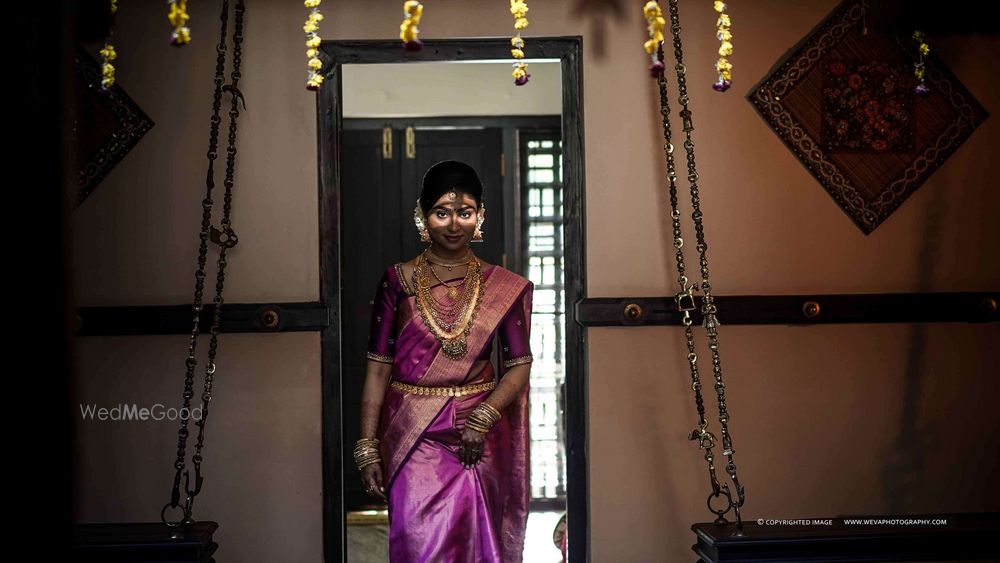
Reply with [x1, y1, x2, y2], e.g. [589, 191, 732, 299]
[357, 267, 401, 497]
[459, 364, 530, 468]
[358, 360, 391, 500]
[480, 363, 530, 413]
[359, 360, 392, 439]
[460, 283, 534, 468]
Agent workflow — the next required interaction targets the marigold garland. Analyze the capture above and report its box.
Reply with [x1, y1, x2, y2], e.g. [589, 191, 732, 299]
[168, 0, 191, 46]
[510, 0, 530, 85]
[912, 31, 930, 96]
[643, 1, 665, 78]
[400, 1, 423, 51]
[713, 1, 732, 91]
[100, 0, 118, 90]
[305, 0, 325, 90]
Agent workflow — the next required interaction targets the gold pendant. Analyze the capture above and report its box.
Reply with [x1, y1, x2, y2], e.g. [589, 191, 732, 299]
[442, 337, 467, 360]
[447, 287, 459, 299]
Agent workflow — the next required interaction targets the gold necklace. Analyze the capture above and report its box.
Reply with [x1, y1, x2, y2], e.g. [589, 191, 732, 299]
[418, 250, 476, 311]
[429, 263, 464, 299]
[418, 250, 470, 313]
[426, 247, 473, 271]
[413, 252, 483, 359]
[415, 255, 468, 321]
[416, 254, 478, 354]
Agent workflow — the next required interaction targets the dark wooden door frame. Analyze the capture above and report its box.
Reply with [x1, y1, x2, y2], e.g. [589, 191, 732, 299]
[317, 37, 589, 563]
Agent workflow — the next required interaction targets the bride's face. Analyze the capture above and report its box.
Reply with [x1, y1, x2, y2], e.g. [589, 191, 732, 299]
[426, 190, 480, 252]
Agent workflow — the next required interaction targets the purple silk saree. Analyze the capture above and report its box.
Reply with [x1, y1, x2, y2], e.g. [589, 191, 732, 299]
[367, 262, 534, 563]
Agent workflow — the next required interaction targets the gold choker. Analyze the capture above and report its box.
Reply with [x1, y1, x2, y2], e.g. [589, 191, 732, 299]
[426, 248, 473, 268]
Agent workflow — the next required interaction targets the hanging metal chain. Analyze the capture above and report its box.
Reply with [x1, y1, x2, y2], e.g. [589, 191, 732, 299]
[656, 0, 746, 534]
[162, 0, 246, 528]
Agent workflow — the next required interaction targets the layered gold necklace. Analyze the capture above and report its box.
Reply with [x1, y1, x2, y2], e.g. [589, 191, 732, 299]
[413, 248, 483, 360]
[425, 248, 472, 298]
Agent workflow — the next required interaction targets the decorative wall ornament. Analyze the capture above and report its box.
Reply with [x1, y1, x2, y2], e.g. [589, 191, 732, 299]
[72, 46, 154, 208]
[747, 0, 988, 234]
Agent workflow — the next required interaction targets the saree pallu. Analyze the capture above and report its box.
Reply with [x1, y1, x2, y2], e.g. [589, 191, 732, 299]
[377, 265, 532, 563]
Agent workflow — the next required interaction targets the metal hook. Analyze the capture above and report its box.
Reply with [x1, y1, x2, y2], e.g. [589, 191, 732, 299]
[222, 84, 247, 111]
[184, 467, 204, 497]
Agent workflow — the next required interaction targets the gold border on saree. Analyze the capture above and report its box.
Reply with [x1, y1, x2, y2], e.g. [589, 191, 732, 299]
[390, 379, 496, 398]
[366, 351, 395, 364]
[503, 354, 533, 368]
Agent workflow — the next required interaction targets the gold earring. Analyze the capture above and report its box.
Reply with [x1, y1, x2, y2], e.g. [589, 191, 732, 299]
[472, 205, 485, 242]
[413, 200, 431, 243]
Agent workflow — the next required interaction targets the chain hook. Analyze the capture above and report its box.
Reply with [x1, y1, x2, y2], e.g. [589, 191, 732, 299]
[222, 84, 247, 111]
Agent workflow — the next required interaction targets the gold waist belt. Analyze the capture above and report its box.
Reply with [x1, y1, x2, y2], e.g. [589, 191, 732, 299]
[390, 379, 496, 398]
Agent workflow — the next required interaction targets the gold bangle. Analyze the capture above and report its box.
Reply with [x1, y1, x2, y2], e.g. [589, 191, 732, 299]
[469, 413, 499, 427]
[477, 402, 502, 420]
[354, 451, 382, 469]
[469, 404, 500, 424]
[466, 413, 497, 429]
[354, 437, 382, 470]
[465, 402, 502, 433]
[356, 457, 381, 470]
[354, 440, 380, 452]
[465, 420, 492, 433]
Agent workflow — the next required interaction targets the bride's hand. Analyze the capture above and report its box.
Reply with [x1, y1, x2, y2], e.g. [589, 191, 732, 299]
[360, 463, 386, 501]
[459, 426, 486, 469]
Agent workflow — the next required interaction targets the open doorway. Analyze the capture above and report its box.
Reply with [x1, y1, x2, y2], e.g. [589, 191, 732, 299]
[317, 38, 587, 563]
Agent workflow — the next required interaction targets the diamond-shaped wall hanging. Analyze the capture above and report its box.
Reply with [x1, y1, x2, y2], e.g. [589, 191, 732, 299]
[747, 0, 988, 234]
[71, 46, 154, 209]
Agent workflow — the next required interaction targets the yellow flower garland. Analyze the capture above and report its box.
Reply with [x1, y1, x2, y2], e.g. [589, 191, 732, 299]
[712, 1, 732, 91]
[642, 1, 666, 77]
[168, 0, 191, 46]
[100, 0, 118, 90]
[913, 31, 930, 95]
[400, 1, 423, 51]
[510, 0, 530, 85]
[305, 0, 325, 90]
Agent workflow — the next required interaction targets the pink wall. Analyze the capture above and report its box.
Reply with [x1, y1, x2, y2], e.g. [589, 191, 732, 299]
[71, 1, 998, 561]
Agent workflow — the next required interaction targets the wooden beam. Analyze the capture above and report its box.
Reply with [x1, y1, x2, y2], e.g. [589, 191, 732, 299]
[577, 292, 998, 327]
[76, 302, 329, 336]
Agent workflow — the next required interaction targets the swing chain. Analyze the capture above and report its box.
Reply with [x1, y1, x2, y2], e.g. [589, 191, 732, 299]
[163, 0, 246, 528]
[656, 0, 746, 534]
